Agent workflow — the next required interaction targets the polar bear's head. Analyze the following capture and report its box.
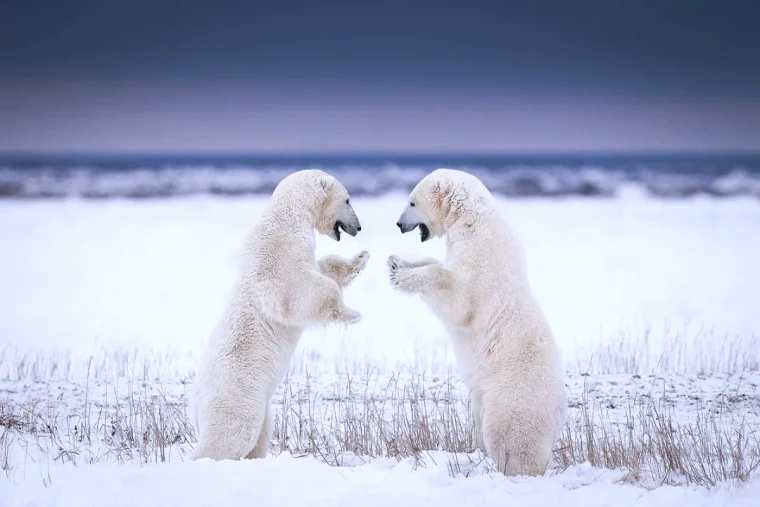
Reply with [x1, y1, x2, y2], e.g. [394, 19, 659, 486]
[272, 169, 362, 242]
[395, 168, 493, 242]
[316, 174, 363, 242]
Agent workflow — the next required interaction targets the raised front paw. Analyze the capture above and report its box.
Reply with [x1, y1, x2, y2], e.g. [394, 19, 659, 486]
[387, 254, 410, 270]
[350, 250, 370, 274]
[387, 255, 416, 292]
[341, 250, 370, 287]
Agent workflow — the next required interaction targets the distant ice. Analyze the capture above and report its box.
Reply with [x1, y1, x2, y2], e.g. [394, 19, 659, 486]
[2, 159, 760, 198]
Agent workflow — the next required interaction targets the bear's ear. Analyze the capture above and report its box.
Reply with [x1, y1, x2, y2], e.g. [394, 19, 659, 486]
[319, 176, 334, 192]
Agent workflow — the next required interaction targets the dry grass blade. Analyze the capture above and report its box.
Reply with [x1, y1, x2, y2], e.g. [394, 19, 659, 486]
[1, 369, 758, 488]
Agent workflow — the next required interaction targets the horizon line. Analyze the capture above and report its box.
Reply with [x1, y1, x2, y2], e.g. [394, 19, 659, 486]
[2, 149, 760, 161]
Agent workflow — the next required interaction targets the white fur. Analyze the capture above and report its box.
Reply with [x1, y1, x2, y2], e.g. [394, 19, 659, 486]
[388, 168, 568, 476]
[190, 169, 369, 461]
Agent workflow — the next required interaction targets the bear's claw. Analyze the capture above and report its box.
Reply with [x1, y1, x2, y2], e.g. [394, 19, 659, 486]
[387, 255, 408, 289]
[352, 250, 370, 273]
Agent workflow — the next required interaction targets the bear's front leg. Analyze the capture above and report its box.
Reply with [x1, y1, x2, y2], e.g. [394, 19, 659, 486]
[308, 273, 363, 325]
[265, 273, 362, 327]
[386, 254, 439, 270]
[318, 250, 370, 289]
[387, 255, 453, 295]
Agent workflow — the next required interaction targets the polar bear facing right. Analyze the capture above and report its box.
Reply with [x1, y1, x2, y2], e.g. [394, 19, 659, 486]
[387, 168, 567, 476]
[190, 169, 368, 462]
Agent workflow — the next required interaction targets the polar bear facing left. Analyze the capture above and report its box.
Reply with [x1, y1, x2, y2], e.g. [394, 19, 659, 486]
[190, 169, 369, 461]
[387, 169, 567, 476]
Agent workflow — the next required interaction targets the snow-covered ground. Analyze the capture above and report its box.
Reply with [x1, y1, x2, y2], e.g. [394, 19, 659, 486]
[1, 193, 760, 505]
[1, 192, 759, 377]
[2, 369, 760, 505]
[4, 453, 760, 507]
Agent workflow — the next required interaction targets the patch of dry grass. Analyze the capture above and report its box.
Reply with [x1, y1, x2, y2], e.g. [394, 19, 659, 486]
[2, 327, 759, 385]
[272, 372, 475, 465]
[557, 377, 760, 486]
[0, 378, 194, 471]
[568, 327, 760, 375]
[2, 369, 759, 488]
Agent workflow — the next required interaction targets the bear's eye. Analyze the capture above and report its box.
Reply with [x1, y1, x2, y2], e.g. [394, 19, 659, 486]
[410, 202, 416, 207]
[345, 198, 350, 204]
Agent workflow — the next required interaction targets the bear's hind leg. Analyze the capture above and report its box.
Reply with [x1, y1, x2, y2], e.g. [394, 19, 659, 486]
[247, 405, 272, 459]
[191, 396, 266, 461]
[482, 398, 552, 476]
[469, 389, 485, 450]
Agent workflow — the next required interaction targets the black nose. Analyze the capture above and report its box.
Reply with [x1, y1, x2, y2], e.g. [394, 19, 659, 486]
[357, 226, 361, 231]
[396, 222, 402, 229]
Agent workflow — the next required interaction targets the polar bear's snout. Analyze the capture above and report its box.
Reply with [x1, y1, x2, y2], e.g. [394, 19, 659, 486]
[396, 205, 420, 233]
[332, 203, 362, 241]
[396, 206, 430, 242]
[335, 220, 360, 237]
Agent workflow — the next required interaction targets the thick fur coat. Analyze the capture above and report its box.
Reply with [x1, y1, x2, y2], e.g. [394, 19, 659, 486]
[388, 168, 568, 476]
[190, 169, 368, 461]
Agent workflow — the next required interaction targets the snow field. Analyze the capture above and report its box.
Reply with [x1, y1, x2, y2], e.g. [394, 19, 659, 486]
[2, 193, 760, 504]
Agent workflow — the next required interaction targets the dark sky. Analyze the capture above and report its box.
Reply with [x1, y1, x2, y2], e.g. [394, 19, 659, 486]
[1, 1, 759, 153]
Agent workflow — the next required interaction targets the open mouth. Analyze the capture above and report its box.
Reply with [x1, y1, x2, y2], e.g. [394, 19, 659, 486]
[419, 223, 430, 242]
[398, 221, 431, 242]
[333, 221, 345, 241]
[333, 221, 358, 241]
